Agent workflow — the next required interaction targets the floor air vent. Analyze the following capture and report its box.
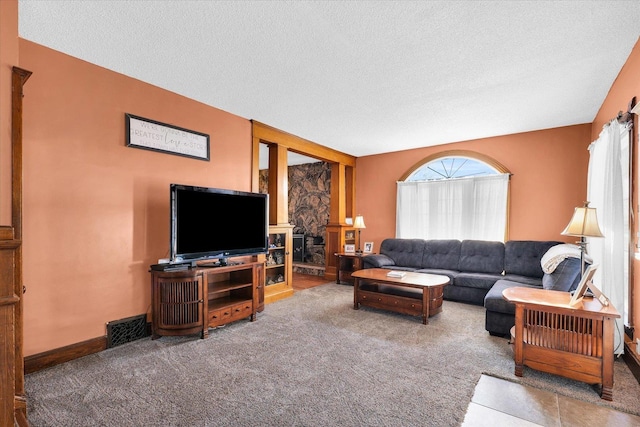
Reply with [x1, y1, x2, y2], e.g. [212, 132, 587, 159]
[106, 314, 149, 348]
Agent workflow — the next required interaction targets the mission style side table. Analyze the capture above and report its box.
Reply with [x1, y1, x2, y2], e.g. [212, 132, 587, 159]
[503, 287, 620, 400]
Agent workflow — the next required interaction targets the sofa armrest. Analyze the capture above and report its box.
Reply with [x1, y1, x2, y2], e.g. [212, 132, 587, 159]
[363, 254, 395, 269]
[542, 257, 582, 292]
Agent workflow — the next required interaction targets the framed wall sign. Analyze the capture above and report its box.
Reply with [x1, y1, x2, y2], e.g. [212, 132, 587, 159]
[125, 113, 210, 161]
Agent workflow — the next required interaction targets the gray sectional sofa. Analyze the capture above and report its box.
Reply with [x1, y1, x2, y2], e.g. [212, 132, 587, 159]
[362, 238, 583, 336]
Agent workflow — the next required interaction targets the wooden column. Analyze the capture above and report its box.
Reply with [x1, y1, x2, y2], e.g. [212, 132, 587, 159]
[268, 144, 289, 226]
[345, 165, 355, 219]
[324, 164, 357, 281]
[330, 163, 346, 224]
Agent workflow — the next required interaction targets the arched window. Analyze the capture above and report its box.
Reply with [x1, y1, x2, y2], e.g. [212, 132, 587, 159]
[397, 150, 510, 241]
[406, 157, 499, 181]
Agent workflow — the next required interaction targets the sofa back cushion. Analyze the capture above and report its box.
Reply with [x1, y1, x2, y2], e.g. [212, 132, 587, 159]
[542, 257, 582, 291]
[505, 240, 561, 279]
[459, 240, 505, 274]
[421, 239, 461, 270]
[380, 238, 427, 269]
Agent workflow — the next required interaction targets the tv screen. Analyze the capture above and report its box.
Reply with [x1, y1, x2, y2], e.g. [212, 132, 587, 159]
[170, 184, 268, 263]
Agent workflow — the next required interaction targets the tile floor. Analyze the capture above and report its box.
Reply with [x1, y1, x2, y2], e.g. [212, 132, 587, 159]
[462, 374, 640, 426]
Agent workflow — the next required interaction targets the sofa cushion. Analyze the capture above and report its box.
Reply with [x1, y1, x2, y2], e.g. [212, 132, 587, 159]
[380, 238, 427, 269]
[484, 280, 539, 315]
[380, 266, 418, 272]
[421, 239, 461, 270]
[444, 285, 489, 306]
[501, 274, 542, 287]
[459, 240, 505, 274]
[363, 254, 396, 269]
[454, 272, 504, 290]
[542, 257, 582, 292]
[504, 240, 561, 279]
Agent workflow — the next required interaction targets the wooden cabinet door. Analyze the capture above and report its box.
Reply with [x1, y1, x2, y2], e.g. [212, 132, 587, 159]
[265, 225, 294, 303]
[151, 271, 204, 338]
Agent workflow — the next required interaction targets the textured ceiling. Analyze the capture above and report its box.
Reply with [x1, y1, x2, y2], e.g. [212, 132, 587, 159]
[17, 1, 640, 163]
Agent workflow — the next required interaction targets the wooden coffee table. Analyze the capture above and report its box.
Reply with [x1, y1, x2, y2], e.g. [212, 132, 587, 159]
[352, 268, 450, 324]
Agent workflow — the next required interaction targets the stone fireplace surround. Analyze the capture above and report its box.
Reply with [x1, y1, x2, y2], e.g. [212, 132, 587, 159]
[259, 161, 331, 275]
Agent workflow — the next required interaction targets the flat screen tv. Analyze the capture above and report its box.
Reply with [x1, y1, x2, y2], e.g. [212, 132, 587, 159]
[170, 184, 268, 265]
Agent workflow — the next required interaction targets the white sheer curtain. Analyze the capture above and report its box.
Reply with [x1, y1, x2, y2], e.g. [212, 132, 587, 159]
[396, 174, 509, 241]
[587, 120, 630, 355]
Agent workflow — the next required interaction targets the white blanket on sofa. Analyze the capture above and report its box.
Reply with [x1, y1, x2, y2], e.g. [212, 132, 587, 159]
[541, 243, 592, 274]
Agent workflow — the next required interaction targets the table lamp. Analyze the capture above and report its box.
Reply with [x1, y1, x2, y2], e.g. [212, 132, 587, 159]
[353, 215, 366, 253]
[561, 201, 604, 276]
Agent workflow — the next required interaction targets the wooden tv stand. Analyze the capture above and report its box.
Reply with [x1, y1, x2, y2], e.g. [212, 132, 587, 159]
[503, 287, 620, 400]
[150, 260, 264, 339]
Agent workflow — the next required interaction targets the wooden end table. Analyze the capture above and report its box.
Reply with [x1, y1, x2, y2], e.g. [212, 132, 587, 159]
[352, 268, 449, 324]
[335, 252, 368, 285]
[503, 287, 620, 400]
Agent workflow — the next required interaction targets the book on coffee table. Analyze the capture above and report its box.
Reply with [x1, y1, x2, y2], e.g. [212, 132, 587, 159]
[386, 270, 406, 278]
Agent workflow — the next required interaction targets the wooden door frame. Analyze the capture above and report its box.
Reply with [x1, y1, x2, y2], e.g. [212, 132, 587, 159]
[4, 66, 31, 426]
[250, 121, 357, 280]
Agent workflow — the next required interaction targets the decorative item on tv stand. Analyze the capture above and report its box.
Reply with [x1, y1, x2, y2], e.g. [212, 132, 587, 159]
[353, 215, 366, 254]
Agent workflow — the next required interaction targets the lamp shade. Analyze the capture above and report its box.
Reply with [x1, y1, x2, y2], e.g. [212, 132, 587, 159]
[561, 204, 604, 238]
[353, 215, 366, 229]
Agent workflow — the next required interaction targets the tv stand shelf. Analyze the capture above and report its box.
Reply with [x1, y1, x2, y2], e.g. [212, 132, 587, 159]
[207, 281, 253, 296]
[208, 295, 250, 310]
[150, 260, 264, 339]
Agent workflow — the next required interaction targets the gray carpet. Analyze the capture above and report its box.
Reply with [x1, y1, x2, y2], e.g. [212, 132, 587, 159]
[25, 283, 640, 426]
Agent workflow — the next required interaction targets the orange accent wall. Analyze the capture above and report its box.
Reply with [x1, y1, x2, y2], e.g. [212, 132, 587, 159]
[19, 40, 252, 355]
[355, 124, 592, 248]
[7, 3, 640, 357]
[592, 37, 640, 343]
[0, 0, 19, 225]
